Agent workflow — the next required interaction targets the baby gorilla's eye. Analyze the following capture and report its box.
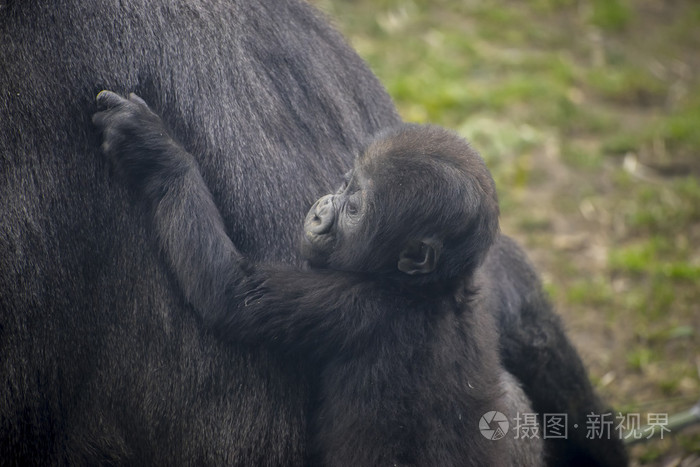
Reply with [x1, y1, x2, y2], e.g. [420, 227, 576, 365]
[345, 195, 363, 218]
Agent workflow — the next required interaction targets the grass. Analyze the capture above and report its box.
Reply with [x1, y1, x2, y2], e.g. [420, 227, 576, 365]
[314, 0, 700, 464]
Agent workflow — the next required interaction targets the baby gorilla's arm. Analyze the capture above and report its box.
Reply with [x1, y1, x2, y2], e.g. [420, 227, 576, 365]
[93, 92, 379, 355]
[94, 91, 243, 327]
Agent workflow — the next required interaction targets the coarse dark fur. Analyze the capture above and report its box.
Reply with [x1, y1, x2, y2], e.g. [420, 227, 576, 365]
[1, 0, 626, 465]
[94, 96, 542, 466]
[0, 1, 397, 465]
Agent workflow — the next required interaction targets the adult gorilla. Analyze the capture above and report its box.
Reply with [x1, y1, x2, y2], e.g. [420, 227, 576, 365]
[0, 0, 626, 465]
[1, 0, 395, 463]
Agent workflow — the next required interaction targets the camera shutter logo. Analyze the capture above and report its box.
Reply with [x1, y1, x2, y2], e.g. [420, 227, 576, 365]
[479, 411, 509, 440]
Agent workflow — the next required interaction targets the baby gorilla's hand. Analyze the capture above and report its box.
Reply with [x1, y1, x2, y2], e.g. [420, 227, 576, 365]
[93, 91, 191, 192]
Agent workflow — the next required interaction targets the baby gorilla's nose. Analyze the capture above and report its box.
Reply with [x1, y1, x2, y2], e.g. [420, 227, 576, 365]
[307, 194, 335, 235]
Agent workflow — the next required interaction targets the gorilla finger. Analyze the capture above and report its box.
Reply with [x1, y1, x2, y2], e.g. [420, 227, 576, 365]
[92, 110, 110, 129]
[92, 109, 125, 133]
[128, 93, 148, 107]
[100, 140, 112, 156]
[99, 128, 125, 156]
[96, 90, 126, 110]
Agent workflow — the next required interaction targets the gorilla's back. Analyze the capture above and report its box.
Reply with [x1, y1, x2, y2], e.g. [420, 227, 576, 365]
[0, 0, 398, 464]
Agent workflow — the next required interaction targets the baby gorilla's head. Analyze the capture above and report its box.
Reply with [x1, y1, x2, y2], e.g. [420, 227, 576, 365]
[301, 124, 499, 285]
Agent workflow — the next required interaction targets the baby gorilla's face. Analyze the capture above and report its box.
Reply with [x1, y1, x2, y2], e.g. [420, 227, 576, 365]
[299, 157, 443, 279]
[300, 123, 500, 282]
[300, 168, 370, 271]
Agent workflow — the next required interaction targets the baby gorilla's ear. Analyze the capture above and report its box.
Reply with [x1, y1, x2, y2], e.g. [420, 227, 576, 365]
[397, 239, 442, 275]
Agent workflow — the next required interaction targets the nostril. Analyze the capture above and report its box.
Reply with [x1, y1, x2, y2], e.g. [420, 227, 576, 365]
[309, 213, 332, 235]
[305, 195, 335, 235]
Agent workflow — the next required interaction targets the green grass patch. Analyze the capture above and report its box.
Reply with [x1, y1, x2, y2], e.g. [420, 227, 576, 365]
[565, 278, 613, 306]
[560, 142, 603, 169]
[589, 0, 632, 31]
[623, 178, 700, 235]
[586, 66, 666, 106]
[626, 347, 655, 372]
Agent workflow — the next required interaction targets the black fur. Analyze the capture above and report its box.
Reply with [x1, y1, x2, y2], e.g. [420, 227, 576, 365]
[94, 97, 540, 466]
[0, 0, 397, 464]
[1, 0, 626, 465]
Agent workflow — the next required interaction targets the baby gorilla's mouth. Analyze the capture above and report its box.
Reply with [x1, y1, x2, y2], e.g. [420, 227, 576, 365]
[299, 232, 331, 269]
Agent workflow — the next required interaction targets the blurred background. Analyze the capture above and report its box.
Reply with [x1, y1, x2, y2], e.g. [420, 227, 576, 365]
[313, 0, 699, 464]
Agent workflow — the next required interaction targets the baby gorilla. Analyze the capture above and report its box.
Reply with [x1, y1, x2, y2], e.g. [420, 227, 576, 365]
[94, 91, 541, 467]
